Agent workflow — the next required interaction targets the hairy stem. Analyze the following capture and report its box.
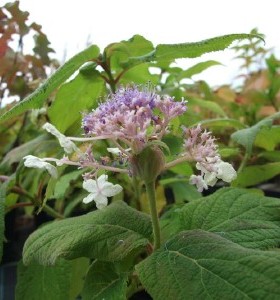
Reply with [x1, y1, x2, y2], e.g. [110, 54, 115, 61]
[144, 180, 161, 250]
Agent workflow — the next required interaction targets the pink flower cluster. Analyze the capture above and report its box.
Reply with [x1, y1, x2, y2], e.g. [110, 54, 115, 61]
[183, 124, 220, 172]
[82, 86, 186, 151]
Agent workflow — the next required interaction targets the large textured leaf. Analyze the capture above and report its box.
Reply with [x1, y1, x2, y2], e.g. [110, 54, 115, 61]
[233, 162, 280, 187]
[155, 34, 263, 60]
[0, 45, 100, 123]
[23, 201, 152, 266]
[160, 188, 280, 249]
[16, 258, 89, 300]
[48, 71, 104, 133]
[82, 260, 127, 300]
[231, 111, 280, 155]
[136, 230, 280, 300]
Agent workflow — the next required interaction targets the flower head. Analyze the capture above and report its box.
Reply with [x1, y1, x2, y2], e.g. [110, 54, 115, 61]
[82, 86, 186, 152]
[183, 125, 237, 191]
[82, 174, 123, 209]
[23, 155, 58, 178]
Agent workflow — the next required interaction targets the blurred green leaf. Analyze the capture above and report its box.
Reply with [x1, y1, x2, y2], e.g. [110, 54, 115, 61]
[0, 45, 100, 123]
[0, 182, 7, 263]
[231, 112, 280, 155]
[233, 162, 280, 187]
[53, 170, 84, 200]
[192, 118, 246, 129]
[0, 134, 56, 169]
[178, 60, 222, 79]
[188, 98, 227, 117]
[258, 151, 280, 162]
[48, 72, 104, 133]
[255, 126, 280, 151]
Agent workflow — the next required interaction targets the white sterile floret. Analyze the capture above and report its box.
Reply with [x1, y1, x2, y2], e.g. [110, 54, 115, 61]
[82, 174, 123, 209]
[216, 161, 237, 182]
[189, 175, 208, 192]
[23, 155, 58, 178]
[42, 122, 78, 154]
[107, 147, 121, 155]
[191, 160, 237, 191]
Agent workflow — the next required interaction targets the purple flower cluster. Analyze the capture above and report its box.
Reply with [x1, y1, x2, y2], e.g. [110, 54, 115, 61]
[82, 86, 186, 150]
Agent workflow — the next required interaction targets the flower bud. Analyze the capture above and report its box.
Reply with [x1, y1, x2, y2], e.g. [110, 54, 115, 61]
[130, 146, 165, 183]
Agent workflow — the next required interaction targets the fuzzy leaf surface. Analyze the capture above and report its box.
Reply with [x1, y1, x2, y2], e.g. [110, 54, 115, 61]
[161, 188, 280, 249]
[82, 260, 127, 300]
[23, 201, 152, 266]
[136, 230, 280, 300]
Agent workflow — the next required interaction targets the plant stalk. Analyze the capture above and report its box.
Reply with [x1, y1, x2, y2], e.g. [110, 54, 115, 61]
[144, 180, 161, 250]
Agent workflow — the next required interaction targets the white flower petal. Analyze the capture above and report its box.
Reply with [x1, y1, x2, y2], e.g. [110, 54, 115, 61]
[83, 179, 98, 193]
[44, 164, 58, 178]
[97, 174, 108, 186]
[23, 155, 57, 178]
[217, 162, 237, 182]
[204, 171, 218, 187]
[82, 193, 95, 204]
[94, 194, 108, 209]
[107, 147, 121, 155]
[189, 175, 208, 192]
[102, 183, 123, 197]
[43, 122, 78, 154]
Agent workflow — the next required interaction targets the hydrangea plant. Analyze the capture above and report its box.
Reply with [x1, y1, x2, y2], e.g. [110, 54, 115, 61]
[2, 29, 280, 300]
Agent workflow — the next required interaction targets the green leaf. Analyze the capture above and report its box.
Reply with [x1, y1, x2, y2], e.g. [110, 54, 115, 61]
[53, 170, 84, 199]
[0, 134, 56, 168]
[255, 126, 280, 151]
[233, 162, 280, 187]
[0, 45, 100, 123]
[136, 230, 280, 300]
[178, 60, 222, 79]
[119, 63, 159, 85]
[258, 151, 280, 162]
[82, 260, 127, 300]
[0, 182, 7, 263]
[48, 71, 104, 133]
[188, 98, 227, 117]
[155, 34, 264, 60]
[160, 187, 280, 249]
[106, 35, 154, 70]
[231, 111, 280, 155]
[191, 118, 246, 130]
[23, 201, 152, 266]
[16, 258, 89, 300]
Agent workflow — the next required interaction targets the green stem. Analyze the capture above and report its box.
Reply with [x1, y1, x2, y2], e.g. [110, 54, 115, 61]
[42, 205, 64, 219]
[237, 152, 249, 174]
[144, 181, 161, 250]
